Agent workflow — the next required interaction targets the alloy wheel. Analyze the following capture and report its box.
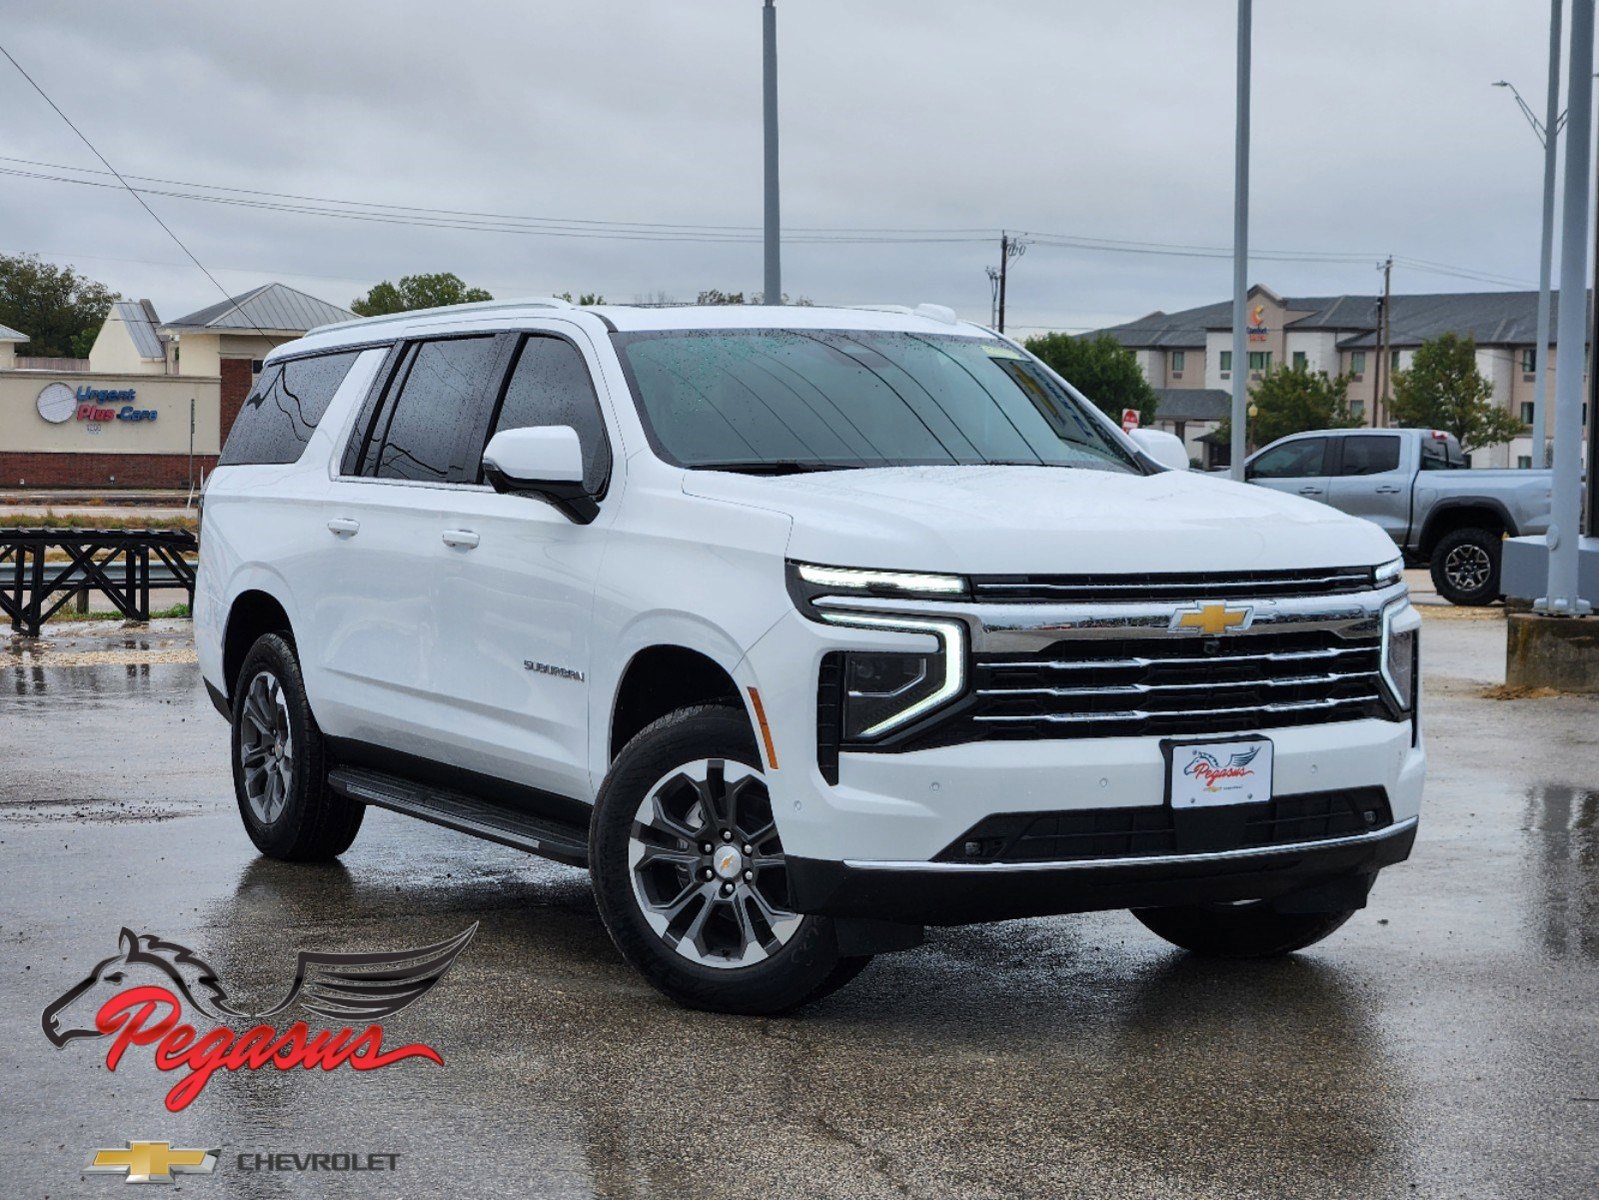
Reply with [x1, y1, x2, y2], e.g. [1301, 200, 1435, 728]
[238, 670, 294, 825]
[1444, 543, 1492, 594]
[627, 758, 802, 969]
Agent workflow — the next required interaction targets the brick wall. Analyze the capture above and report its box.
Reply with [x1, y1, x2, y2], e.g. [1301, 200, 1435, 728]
[219, 357, 253, 447]
[0, 452, 218, 489]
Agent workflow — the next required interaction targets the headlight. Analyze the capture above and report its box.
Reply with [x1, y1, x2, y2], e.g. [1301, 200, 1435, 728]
[819, 612, 967, 739]
[1375, 556, 1405, 588]
[1380, 601, 1418, 712]
[787, 560, 968, 614]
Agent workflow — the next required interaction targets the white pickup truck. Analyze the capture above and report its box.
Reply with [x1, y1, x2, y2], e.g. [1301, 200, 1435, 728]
[196, 300, 1423, 1014]
[1243, 427, 1553, 605]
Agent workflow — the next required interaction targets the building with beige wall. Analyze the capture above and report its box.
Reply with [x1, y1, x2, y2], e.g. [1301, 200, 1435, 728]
[1096, 284, 1590, 469]
[0, 283, 352, 489]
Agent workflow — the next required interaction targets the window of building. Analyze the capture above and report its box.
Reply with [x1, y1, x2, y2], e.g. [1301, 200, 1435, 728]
[1350, 350, 1366, 377]
[369, 336, 503, 482]
[250, 359, 265, 376]
[1291, 350, 1307, 370]
[1337, 435, 1401, 476]
[1170, 350, 1185, 374]
[219, 350, 364, 467]
[1518, 455, 1533, 469]
[476, 335, 611, 493]
[1521, 401, 1536, 424]
[1391, 350, 1402, 370]
[1350, 397, 1365, 421]
[1521, 348, 1538, 375]
[1247, 351, 1271, 372]
[1219, 350, 1232, 374]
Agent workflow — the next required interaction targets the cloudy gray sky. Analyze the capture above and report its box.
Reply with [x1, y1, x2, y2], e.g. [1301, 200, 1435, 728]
[0, 0, 1570, 334]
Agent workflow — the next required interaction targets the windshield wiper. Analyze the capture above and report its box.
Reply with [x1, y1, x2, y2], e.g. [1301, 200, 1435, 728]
[692, 460, 868, 475]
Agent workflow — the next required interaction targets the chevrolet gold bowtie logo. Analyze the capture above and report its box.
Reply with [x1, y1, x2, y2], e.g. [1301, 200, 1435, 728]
[86, 1141, 217, 1184]
[1171, 602, 1254, 635]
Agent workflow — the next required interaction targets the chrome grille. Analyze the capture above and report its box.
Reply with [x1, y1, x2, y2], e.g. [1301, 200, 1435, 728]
[969, 566, 1375, 604]
[954, 628, 1386, 742]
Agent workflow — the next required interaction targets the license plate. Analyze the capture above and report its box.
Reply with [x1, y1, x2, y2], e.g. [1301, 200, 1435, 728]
[1167, 738, 1273, 809]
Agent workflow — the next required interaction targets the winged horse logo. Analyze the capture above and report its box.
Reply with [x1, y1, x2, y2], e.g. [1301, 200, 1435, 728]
[1183, 745, 1262, 791]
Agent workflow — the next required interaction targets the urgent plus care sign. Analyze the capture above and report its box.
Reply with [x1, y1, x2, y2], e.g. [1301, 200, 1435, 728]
[36, 381, 158, 427]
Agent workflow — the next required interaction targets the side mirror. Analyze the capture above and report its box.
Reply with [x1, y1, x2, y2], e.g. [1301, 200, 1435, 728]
[1128, 428, 1190, 472]
[481, 426, 598, 524]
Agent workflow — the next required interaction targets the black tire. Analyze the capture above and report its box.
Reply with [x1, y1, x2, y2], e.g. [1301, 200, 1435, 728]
[590, 704, 864, 1014]
[1429, 526, 1501, 606]
[1132, 902, 1355, 958]
[230, 632, 363, 861]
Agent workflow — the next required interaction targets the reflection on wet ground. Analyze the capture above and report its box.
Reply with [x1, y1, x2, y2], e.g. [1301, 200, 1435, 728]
[3, 618, 1599, 1197]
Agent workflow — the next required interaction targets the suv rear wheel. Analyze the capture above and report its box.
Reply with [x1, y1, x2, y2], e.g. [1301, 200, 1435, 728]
[591, 705, 867, 1013]
[1430, 526, 1501, 606]
[231, 633, 364, 861]
[1132, 901, 1355, 958]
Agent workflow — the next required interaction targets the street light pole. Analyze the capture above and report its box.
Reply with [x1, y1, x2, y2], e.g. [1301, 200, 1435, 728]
[1229, 0, 1252, 482]
[762, 0, 781, 305]
[1540, 0, 1594, 615]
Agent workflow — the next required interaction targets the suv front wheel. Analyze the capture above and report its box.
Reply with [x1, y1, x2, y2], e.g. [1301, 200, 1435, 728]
[591, 705, 867, 1014]
[231, 632, 364, 861]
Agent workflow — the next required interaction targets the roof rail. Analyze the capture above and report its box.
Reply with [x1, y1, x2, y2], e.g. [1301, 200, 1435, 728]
[309, 295, 577, 336]
[846, 303, 961, 325]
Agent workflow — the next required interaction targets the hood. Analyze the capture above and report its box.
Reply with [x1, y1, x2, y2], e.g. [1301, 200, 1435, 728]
[682, 465, 1398, 575]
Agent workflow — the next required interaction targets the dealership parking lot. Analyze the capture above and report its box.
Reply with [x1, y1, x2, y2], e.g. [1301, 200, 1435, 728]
[3, 609, 1597, 1199]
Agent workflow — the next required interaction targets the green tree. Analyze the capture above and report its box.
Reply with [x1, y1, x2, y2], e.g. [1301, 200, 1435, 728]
[1389, 332, 1525, 452]
[1022, 332, 1158, 425]
[1228, 361, 1360, 448]
[0, 252, 119, 358]
[350, 272, 492, 316]
[557, 292, 605, 305]
[696, 289, 747, 305]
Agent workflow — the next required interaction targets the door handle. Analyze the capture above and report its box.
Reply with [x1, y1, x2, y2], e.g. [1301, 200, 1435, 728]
[1297, 487, 1323, 496]
[1375, 485, 1402, 494]
[442, 529, 481, 550]
[326, 517, 360, 536]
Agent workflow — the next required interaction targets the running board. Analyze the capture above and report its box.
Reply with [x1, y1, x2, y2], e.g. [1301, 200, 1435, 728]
[327, 766, 589, 867]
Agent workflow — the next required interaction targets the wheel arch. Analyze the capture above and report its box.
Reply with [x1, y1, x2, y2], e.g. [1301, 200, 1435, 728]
[223, 589, 296, 702]
[1418, 499, 1515, 558]
[609, 644, 752, 764]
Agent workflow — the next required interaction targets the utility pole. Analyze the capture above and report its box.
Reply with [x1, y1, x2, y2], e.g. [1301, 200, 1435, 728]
[1540, 0, 1594, 615]
[762, 0, 781, 305]
[1374, 256, 1393, 426]
[996, 233, 1025, 334]
[986, 266, 1000, 328]
[1228, 0, 1252, 481]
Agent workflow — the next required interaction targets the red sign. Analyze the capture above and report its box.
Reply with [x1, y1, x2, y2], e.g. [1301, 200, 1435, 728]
[1121, 408, 1141, 433]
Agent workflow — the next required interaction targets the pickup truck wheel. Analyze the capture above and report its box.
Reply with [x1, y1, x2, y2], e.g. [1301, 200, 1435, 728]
[1430, 527, 1501, 606]
[591, 705, 863, 1014]
[1132, 902, 1355, 958]
[231, 633, 364, 861]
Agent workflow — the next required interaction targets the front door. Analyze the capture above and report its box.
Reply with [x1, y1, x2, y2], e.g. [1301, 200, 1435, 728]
[1245, 436, 1331, 504]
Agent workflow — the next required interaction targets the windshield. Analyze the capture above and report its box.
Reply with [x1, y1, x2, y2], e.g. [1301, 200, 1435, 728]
[613, 329, 1140, 474]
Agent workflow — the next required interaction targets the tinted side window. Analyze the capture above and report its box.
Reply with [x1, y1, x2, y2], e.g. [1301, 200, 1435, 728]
[1420, 435, 1467, 470]
[481, 336, 610, 492]
[1250, 438, 1327, 479]
[218, 351, 361, 466]
[1338, 435, 1401, 476]
[371, 337, 502, 483]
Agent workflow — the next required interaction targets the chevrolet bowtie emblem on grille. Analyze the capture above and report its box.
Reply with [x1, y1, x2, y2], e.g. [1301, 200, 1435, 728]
[87, 1141, 218, 1184]
[1171, 601, 1254, 635]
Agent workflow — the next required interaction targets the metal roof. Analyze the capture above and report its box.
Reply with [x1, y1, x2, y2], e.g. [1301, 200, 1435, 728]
[162, 282, 354, 335]
[0, 322, 25, 342]
[1152, 388, 1230, 422]
[110, 300, 166, 359]
[1096, 287, 1594, 351]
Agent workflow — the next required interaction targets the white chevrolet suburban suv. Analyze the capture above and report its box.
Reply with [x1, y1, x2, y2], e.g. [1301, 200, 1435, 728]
[196, 298, 1423, 1013]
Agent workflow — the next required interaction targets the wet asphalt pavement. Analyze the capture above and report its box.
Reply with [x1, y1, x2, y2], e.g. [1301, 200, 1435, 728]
[3, 612, 1597, 1198]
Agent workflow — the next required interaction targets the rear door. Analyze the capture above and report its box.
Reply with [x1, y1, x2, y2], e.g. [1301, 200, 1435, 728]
[1326, 433, 1409, 544]
[306, 333, 512, 755]
[427, 329, 617, 798]
[1245, 436, 1331, 503]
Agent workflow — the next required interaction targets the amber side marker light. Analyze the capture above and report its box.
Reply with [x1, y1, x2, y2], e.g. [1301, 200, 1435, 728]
[747, 687, 779, 770]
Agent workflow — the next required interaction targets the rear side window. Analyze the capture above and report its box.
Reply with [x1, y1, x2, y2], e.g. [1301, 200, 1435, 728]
[1420, 434, 1466, 470]
[479, 335, 610, 493]
[368, 337, 502, 483]
[218, 351, 361, 466]
[1338, 435, 1401, 476]
[1249, 437, 1327, 479]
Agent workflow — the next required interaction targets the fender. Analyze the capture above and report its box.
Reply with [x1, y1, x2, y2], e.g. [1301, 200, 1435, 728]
[1416, 497, 1517, 556]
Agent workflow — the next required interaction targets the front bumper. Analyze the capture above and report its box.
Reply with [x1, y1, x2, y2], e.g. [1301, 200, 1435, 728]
[789, 816, 1417, 925]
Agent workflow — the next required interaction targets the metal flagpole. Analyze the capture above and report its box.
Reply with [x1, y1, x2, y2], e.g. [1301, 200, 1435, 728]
[1229, 0, 1252, 481]
[1540, 0, 1594, 614]
[763, 0, 782, 305]
[1534, 0, 1564, 468]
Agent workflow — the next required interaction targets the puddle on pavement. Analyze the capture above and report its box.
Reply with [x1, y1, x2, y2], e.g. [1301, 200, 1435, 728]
[1525, 785, 1599, 960]
[0, 796, 200, 824]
